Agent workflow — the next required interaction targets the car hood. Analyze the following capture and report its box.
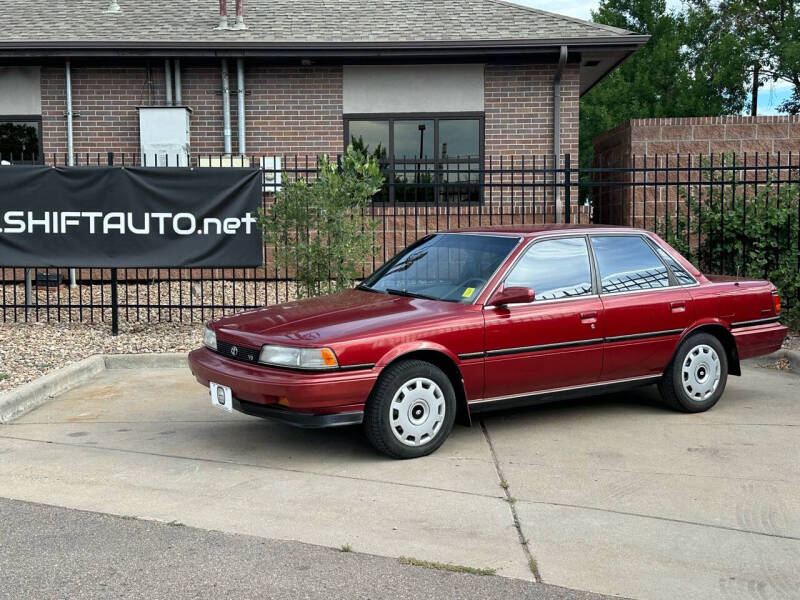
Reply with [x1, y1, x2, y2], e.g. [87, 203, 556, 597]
[211, 288, 471, 348]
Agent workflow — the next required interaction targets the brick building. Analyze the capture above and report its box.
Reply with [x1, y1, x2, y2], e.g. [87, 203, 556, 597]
[1, 0, 645, 164]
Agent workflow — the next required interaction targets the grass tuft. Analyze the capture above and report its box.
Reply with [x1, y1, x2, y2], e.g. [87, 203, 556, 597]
[399, 556, 496, 576]
[340, 544, 352, 553]
[499, 480, 509, 490]
[528, 557, 541, 580]
[0, 373, 9, 381]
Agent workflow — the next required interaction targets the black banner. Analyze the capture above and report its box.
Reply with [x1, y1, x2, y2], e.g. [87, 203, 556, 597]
[0, 166, 263, 267]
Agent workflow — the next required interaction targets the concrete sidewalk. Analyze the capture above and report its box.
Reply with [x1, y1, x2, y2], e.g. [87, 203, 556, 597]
[0, 364, 798, 599]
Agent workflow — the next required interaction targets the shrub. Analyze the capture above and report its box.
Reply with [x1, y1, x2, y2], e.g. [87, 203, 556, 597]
[674, 162, 800, 330]
[259, 146, 383, 298]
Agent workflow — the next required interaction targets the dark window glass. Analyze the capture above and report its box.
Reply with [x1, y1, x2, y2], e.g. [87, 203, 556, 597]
[654, 246, 695, 285]
[439, 119, 480, 159]
[360, 234, 519, 303]
[344, 115, 483, 203]
[393, 119, 434, 160]
[348, 120, 389, 161]
[506, 237, 593, 300]
[0, 120, 41, 163]
[591, 236, 671, 293]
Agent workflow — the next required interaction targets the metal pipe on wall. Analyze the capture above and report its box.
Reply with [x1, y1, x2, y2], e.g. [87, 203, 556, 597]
[66, 60, 77, 288]
[164, 59, 173, 105]
[553, 45, 568, 223]
[174, 60, 182, 105]
[236, 58, 246, 155]
[221, 59, 232, 155]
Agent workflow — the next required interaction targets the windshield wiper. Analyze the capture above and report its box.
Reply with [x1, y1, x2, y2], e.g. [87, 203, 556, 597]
[385, 288, 439, 301]
[384, 251, 428, 276]
[355, 283, 381, 293]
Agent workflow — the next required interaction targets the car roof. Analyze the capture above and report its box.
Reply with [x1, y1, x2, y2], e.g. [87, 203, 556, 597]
[445, 224, 648, 237]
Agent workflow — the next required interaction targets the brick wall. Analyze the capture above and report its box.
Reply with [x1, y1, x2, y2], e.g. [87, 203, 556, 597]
[594, 116, 800, 164]
[485, 63, 579, 159]
[592, 116, 800, 227]
[41, 62, 344, 160]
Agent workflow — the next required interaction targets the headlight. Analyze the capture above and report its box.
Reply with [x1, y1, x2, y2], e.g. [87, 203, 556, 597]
[259, 345, 339, 370]
[203, 327, 217, 351]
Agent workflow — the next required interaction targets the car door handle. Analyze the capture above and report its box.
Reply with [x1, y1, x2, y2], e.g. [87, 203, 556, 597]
[580, 311, 598, 323]
[670, 301, 686, 313]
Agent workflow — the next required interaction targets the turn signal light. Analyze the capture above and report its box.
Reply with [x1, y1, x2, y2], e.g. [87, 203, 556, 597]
[320, 348, 338, 367]
[773, 292, 781, 315]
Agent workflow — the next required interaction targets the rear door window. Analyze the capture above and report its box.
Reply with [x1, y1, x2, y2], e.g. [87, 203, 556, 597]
[591, 236, 671, 293]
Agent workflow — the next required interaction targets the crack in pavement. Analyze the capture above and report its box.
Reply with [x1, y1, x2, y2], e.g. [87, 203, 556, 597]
[480, 418, 541, 583]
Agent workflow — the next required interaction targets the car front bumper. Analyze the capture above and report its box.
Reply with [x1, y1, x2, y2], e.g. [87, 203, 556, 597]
[188, 347, 378, 427]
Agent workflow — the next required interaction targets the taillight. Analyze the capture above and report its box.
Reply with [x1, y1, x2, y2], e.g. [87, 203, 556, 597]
[773, 292, 781, 315]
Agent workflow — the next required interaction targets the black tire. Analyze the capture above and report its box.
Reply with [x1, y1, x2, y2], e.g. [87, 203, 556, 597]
[658, 332, 728, 413]
[363, 359, 457, 459]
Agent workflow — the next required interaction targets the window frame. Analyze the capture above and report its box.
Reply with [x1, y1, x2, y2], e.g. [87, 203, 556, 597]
[0, 114, 43, 164]
[343, 112, 485, 204]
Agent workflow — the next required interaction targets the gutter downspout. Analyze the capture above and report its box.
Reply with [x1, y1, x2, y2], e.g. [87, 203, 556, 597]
[66, 60, 77, 288]
[174, 59, 182, 105]
[236, 58, 246, 155]
[553, 45, 567, 223]
[221, 59, 232, 155]
[164, 59, 173, 105]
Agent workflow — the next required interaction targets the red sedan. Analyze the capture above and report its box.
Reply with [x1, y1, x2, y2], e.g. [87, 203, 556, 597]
[189, 225, 787, 459]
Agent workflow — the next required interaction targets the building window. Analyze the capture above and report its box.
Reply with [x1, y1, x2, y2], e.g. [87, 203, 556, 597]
[0, 117, 42, 163]
[344, 114, 483, 203]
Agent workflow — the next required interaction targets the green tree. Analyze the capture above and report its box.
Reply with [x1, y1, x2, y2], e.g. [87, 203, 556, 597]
[582, 0, 749, 167]
[709, 0, 799, 114]
[259, 146, 384, 298]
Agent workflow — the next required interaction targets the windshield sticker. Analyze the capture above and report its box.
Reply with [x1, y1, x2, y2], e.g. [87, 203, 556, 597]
[462, 287, 476, 298]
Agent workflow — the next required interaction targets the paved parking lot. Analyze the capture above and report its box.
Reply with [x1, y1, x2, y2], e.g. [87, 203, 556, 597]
[0, 362, 798, 599]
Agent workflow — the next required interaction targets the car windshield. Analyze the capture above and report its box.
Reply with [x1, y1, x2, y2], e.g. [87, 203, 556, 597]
[359, 234, 520, 303]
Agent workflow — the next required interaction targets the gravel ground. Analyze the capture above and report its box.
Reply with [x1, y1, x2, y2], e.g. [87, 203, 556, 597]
[0, 321, 202, 393]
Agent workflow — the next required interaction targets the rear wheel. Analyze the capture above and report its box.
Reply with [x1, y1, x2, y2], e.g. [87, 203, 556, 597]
[363, 359, 456, 459]
[659, 333, 728, 412]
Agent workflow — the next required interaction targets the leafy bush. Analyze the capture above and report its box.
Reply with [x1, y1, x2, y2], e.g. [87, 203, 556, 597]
[259, 146, 383, 298]
[673, 165, 800, 330]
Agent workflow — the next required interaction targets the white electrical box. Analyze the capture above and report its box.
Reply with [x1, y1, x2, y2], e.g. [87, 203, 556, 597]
[138, 106, 192, 167]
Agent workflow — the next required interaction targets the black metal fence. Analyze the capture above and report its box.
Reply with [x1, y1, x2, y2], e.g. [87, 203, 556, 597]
[1, 151, 798, 332]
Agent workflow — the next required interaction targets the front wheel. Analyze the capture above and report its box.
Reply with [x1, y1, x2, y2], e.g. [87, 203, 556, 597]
[363, 359, 456, 459]
[658, 332, 728, 413]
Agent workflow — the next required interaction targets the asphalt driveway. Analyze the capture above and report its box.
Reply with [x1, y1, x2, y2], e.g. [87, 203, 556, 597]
[0, 361, 798, 599]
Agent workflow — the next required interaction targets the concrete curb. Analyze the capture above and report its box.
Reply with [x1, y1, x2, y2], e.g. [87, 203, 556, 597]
[0, 353, 189, 424]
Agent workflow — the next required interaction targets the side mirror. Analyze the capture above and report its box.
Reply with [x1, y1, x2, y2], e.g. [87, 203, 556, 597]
[488, 286, 535, 306]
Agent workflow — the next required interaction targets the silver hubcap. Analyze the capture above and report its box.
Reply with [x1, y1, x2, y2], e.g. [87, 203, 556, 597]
[390, 377, 445, 447]
[682, 344, 721, 401]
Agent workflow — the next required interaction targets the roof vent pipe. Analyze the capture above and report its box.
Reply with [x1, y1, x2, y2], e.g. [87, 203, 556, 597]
[216, 0, 228, 29]
[232, 0, 247, 30]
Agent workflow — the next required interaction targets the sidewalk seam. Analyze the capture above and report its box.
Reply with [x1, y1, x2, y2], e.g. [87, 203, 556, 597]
[480, 418, 542, 583]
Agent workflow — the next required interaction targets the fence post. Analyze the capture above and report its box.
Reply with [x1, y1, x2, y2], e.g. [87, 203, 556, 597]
[564, 153, 571, 224]
[110, 268, 119, 336]
[24, 269, 33, 311]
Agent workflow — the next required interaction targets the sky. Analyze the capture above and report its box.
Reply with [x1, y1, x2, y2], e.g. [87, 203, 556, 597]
[511, 0, 793, 115]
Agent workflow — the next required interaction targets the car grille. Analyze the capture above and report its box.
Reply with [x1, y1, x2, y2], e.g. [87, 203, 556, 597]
[215, 340, 261, 365]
